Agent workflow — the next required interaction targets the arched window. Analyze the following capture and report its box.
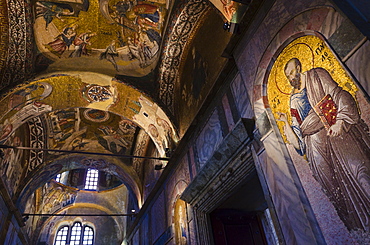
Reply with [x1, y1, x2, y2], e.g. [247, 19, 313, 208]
[54, 222, 94, 245]
[83, 226, 94, 245]
[55, 173, 61, 182]
[84, 169, 99, 190]
[70, 222, 82, 245]
[54, 226, 68, 245]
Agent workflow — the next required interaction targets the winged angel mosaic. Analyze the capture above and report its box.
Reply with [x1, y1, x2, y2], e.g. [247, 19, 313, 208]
[34, 0, 167, 76]
[267, 35, 370, 234]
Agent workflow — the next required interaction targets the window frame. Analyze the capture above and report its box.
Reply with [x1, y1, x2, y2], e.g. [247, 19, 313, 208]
[54, 222, 94, 245]
[55, 173, 61, 183]
[84, 168, 99, 191]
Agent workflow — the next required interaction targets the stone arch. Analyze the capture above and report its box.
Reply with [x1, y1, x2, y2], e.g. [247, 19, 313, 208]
[169, 179, 189, 227]
[16, 154, 141, 212]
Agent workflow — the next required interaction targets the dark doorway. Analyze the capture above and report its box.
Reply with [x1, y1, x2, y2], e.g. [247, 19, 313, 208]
[210, 209, 267, 245]
[209, 172, 268, 245]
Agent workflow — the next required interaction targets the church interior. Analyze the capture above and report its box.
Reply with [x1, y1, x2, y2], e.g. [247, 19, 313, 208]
[0, 0, 370, 244]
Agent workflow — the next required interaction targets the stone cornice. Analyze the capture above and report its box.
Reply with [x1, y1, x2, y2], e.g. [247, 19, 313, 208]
[181, 118, 255, 210]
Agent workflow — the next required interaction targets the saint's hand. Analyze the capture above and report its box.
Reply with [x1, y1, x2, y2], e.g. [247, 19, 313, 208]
[277, 112, 288, 124]
[327, 120, 343, 137]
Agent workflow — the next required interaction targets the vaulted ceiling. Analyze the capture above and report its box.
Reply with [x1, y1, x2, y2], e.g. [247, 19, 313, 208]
[0, 0, 251, 241]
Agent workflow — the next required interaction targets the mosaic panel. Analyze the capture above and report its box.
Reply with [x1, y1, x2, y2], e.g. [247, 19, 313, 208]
[33, 0, 167, 76]
[267, 35, 370, 236]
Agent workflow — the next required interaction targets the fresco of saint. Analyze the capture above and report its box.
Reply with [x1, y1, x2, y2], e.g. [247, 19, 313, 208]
[279, 57, 370, 232]
[268, 35, 370, 233]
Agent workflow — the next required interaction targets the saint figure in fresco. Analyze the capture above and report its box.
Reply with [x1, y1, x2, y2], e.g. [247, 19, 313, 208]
[100, 40, 119, 70]
[35, 1, 75, 29]
[45, 25, 78, 58]
[69, 31, 97, 57]
[279, 58, 370, 232]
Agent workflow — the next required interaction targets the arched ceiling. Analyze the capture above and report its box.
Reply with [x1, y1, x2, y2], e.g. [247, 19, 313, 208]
[0, 73, 179, 209]
[0, 0, 252, 242]
[0, 72, 178, 155]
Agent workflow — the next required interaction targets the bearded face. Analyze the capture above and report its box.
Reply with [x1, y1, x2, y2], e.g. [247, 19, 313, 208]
[284, 60, 302, 90]
[289, 72, 301, 89]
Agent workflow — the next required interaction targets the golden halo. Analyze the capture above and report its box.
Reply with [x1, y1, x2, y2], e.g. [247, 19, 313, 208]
[273, 42, 315, 95]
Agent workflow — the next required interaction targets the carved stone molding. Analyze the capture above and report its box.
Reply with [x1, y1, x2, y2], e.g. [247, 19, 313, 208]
[181, 118, 256, 244]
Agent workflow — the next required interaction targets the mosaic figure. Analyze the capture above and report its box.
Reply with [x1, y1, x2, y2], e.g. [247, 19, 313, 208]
[45, 25, 78, 58]
[279, 57, 370, 231]
[35, 1, 75, 29]
[100, 40, 119, 70]
[69, 31, 97, 57]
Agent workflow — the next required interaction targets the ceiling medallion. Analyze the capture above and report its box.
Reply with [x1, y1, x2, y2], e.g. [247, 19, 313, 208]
[82, 84, 113, 103]
[83, 108, 110, 122]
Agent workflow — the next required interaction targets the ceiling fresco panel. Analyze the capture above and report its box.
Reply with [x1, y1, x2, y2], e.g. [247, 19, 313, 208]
[208, 0, 248, 23]
[176, 10, 231, 135]
[0, 72, 178, 157]
[33, 0, 169, 77]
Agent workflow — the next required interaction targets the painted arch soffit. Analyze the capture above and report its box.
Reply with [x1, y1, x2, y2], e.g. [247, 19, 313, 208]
[33, 0, 171, 77]
[158, 0, 210, 112]
[0, 73, 179, 157]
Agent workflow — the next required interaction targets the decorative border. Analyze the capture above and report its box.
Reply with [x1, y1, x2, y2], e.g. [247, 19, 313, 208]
[27, 116, 45, 172]
[1, 0, 33, 90]
[0, 0, 9, 80]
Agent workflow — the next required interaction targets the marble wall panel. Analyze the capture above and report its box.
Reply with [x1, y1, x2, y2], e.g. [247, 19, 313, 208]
[141, 214, 150, 245]
[188, 147, 197, 180]
[346, 40, 370, 96]
[256, 145, 323, 245]
[195, 109, 223, 170]
[221, 94, 235, 132]
[328, 18, 364, 58]
[151, 191, 167, 243]
[132, 228, 140, 245]
[230, 73, 254, 118]
[188, 219, 197, 245]
[319, 7, 344, 38]
[307, 8, 330, 31]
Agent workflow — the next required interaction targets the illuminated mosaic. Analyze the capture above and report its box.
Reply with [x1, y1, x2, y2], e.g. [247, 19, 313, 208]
[208, 0, 246, 22]
[0, 73, 178, 159]
[267, 35, 358, 140]
[267, 35, 370, 233]
[33, 0, 167, 76]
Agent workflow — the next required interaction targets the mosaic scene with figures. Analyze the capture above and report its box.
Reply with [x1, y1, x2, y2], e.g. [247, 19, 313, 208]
[0, 0, 369, 244]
